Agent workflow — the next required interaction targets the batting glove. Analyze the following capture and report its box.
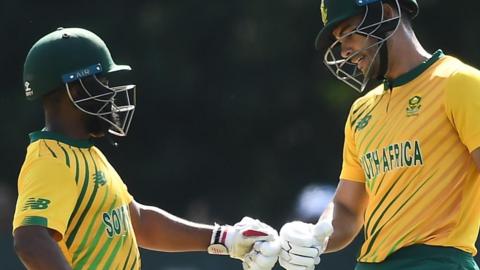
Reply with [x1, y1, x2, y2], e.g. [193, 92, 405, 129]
[242, 237, 281, 270]
[208, 217, 279, 263]
[279, 220, 333, 270]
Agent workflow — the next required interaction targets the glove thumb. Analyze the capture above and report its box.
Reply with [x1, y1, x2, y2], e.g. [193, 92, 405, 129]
[313, 220, 333, 241]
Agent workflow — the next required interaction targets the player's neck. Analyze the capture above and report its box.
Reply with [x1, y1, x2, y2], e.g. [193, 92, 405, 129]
[43, 107, 91, 140]
[44, 120, 91, 140]
[384, 24, 431, 81]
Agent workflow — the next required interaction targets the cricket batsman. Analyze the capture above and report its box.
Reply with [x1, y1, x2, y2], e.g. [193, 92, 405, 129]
[278, 0, 480, 269]
[13, 27, 280, 270]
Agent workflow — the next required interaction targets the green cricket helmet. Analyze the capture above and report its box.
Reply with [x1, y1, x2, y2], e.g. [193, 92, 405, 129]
[23, 27, 136, 136]
[315, 0, 419, 92]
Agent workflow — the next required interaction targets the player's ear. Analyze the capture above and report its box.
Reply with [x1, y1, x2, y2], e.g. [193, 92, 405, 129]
[42, 86, 68, 107]
[383, 2, 398, 19]
[66, 82, 78, 97]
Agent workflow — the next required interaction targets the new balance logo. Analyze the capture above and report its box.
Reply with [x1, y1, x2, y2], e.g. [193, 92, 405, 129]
[356, 114, 372, 132]
[22, 198, 51, 211]
[93, 171, 107, 186]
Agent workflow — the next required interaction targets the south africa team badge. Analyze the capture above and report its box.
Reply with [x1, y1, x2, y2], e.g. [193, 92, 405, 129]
[406, 96, 422, 117]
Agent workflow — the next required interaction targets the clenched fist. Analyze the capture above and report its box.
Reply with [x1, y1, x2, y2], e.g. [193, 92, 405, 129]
[279, 220, 333, 270]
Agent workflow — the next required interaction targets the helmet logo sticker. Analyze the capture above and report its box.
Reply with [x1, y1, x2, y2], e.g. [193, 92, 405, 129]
[62, 64, 103, 84]
[24, 81, 33, 97]
[321, 0, 328, 24]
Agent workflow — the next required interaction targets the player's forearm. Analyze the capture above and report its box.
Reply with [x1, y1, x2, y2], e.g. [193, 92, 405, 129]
[324, 201, 364, 253]
[130, 203, 213, 252]
[14, 227, 72, 270]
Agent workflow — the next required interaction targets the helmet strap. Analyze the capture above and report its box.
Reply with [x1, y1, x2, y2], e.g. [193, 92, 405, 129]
[360, 2, 399, 37]
[359, 1, 400, 82]
[376, 41, 389, 82]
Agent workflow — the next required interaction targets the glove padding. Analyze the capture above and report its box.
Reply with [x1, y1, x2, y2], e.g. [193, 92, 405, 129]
[279, 220, 333, 270]
[242, 239, 281, 270]
[225, 217, 278, 260]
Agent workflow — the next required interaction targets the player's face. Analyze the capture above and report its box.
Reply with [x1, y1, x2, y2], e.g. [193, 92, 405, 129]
[66, 75, 136, 137]
[67, 80, 111, 138]
[332, 15, 381, 79]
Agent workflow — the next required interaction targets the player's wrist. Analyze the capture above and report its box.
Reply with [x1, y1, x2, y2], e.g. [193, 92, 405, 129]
[313, 220, 334, 252]
[207, 223, 231, 255]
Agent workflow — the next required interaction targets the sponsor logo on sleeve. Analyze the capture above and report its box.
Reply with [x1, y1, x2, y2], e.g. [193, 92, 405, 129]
[22, 197, 51, 211]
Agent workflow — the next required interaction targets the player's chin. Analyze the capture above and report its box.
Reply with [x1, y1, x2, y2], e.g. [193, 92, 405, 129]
[364, 59, 381, 80]
[85, 115, 110, 138]
[364, 68, 377, 80]
[89, 131, 107, 138]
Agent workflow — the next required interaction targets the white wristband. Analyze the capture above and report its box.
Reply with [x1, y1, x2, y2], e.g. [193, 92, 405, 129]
[208, 224, 229, 255]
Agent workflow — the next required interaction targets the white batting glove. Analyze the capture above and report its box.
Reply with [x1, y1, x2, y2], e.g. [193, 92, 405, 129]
[242, 239, 281, 270]
[279, 220, 333, 270]
[208, 217, 279, 261]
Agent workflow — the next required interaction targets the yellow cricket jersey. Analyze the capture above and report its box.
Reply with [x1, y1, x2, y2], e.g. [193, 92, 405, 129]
[13, 131, 141, 269]
[340, 50, 480, 263]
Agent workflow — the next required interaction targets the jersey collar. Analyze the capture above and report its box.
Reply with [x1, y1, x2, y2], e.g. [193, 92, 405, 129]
[29, 130, 93, 148]
[383, 49, 445, 90]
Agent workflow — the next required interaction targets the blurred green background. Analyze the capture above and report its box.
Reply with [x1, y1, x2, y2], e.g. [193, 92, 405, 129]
[1, 0, 480, 269]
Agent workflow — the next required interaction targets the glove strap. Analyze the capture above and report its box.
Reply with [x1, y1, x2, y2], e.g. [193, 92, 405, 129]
[207, 224, 229, 255]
